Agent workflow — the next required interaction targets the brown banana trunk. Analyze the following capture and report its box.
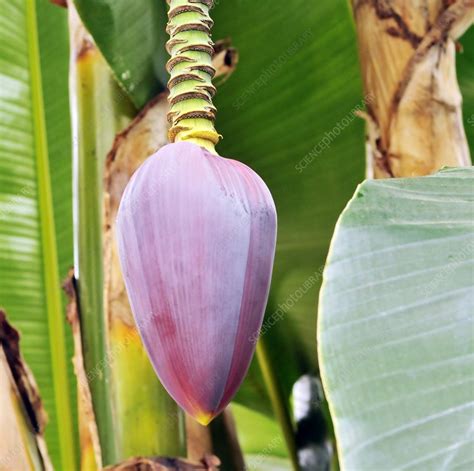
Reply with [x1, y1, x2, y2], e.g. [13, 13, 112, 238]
[0, 310, 52, 471]
[352, 0, 473, 178]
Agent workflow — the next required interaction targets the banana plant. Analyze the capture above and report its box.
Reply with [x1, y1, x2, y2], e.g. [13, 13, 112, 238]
[1, 0, 473, 470]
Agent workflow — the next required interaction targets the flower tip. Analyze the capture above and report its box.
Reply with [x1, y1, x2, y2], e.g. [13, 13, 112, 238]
[194, 411, 215, 426]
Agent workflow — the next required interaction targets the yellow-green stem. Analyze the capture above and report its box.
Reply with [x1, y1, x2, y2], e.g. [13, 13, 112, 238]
[166, 0, 220, 153]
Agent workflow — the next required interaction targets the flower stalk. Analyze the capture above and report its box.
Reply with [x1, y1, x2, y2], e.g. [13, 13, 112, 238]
[166, 0, 220, 153]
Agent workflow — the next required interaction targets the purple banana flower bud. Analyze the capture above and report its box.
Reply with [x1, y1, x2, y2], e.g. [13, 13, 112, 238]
[116, 142, 277, 425]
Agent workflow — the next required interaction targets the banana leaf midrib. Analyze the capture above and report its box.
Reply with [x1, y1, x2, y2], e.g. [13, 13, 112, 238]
[25, 0, 76, 469]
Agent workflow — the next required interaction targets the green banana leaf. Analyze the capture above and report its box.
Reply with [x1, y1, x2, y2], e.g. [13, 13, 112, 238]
[0, 0, 77, 469]
[318, 167, 474, 470]
[72, 0, 169, 108]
